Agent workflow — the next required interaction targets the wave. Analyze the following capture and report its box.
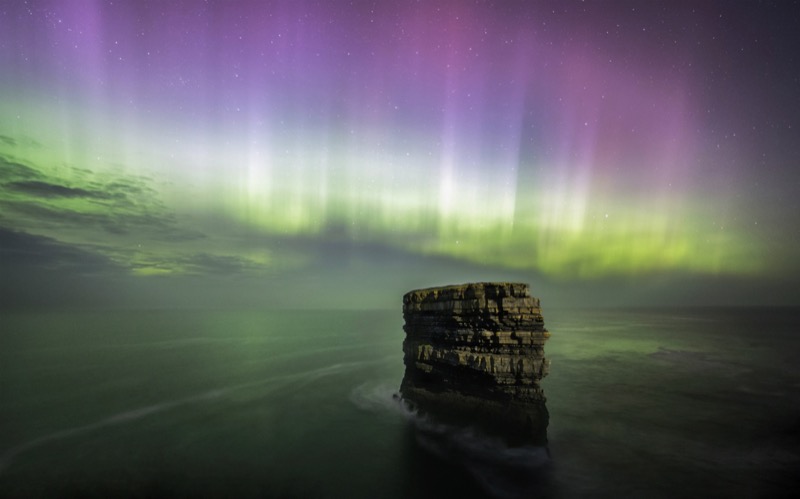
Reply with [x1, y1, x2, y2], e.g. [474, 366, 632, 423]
[0, 360, 377, 475]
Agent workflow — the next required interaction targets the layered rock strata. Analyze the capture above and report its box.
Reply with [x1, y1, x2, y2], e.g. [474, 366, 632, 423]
[400, 282, 550, 445]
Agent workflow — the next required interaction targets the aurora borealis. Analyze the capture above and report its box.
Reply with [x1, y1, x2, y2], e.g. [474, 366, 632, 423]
[1, 1, 799, 307]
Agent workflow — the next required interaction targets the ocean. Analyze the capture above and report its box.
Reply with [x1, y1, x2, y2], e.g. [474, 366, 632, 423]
[1, 307, 798, 498]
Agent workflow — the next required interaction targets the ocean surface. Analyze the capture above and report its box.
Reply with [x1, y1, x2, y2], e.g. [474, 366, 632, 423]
[1, 307, 798, 498]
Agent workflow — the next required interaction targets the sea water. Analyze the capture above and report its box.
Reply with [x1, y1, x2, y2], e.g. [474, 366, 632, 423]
[1, 308, 798, 498]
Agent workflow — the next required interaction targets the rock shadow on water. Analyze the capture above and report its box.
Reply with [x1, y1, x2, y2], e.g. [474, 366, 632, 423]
[395, 395, 554, 499]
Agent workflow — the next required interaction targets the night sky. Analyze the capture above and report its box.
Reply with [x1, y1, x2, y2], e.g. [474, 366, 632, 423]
[1, 0, 799, 308]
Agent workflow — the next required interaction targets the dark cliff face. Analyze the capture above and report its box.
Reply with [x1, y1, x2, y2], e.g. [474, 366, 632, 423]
[400, 282, 550, 446]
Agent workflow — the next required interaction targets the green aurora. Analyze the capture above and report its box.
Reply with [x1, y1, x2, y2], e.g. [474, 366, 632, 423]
[1, 1, 799, 308]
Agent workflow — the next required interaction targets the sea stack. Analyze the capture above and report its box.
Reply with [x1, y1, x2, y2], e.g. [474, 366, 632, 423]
[400, 282, 550, 445]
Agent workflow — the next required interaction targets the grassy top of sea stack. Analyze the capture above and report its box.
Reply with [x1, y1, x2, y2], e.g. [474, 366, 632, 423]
[402, 282, 531, 305]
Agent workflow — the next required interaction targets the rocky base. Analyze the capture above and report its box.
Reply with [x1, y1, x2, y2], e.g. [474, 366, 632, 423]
[400, 282, 550, 445]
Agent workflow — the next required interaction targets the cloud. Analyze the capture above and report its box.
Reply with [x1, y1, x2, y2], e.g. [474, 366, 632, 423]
[0, 156, 206, 242]
[0, 153, 220, 285]
[0, 198, 205, 241]
[0, 134, 42, 148]
[115, 250, 269, 276]
[179, 252, 268, 274]
[0, 225, 121, 274]
[0, 199, 128, 233]
[0, 225, 131, 309]
[0, 155, 43, 181]
[4, 180, 118, 199]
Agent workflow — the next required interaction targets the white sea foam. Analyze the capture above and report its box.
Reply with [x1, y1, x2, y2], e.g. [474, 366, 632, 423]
[348, 381, 410, 416]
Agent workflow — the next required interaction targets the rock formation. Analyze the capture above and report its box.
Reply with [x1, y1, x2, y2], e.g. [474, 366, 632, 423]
[400, 282, 550, 446]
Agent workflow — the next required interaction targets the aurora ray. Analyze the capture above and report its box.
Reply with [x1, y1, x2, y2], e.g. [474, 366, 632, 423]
[1, 0, 798, 307]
